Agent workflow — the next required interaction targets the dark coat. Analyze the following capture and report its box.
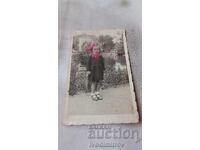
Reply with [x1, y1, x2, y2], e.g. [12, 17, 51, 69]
[87, 55, 105, 82]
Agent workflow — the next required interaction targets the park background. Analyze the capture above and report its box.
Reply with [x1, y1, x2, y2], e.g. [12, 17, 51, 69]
[69, 31, 130, 95]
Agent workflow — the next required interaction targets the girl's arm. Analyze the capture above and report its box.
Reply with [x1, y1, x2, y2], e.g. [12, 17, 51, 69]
[102, 56, 105, 71]
[87, 56, 91, 71]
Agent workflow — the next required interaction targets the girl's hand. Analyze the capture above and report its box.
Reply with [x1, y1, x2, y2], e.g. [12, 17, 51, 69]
[87, 71, 91, 75]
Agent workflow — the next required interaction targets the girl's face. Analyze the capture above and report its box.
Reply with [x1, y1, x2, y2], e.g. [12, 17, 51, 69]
[93, 47, 99, 53]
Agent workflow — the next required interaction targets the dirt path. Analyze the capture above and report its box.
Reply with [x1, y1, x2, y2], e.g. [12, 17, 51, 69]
[67, 84, 134, 115]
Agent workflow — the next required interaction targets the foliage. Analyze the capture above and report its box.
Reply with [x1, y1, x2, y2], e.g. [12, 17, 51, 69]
[98, 35, 115, 52]
[69, 34, 129, 96]
[69, 54, 129, 96]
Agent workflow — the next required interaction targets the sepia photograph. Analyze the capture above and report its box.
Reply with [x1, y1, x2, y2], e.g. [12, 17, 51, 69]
[63, 29, 139, 125]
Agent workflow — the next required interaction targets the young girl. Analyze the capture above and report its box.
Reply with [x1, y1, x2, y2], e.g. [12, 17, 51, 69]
[87, 45, 105, 101]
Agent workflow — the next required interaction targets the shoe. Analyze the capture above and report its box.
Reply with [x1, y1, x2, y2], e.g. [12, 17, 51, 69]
[95, 92, 103, 100]
[91, 93, 98, 101]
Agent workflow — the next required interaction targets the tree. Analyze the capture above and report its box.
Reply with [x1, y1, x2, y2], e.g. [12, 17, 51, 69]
[72, 36, 79, 51]
[114, 36, 124, 55]
[98, 35, 115, 52]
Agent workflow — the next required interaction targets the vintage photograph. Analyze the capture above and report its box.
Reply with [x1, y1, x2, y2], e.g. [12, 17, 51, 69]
[63, 29, 139, 125]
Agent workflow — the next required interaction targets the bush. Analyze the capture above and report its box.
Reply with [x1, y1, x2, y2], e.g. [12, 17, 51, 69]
[68, 55, 129, 96]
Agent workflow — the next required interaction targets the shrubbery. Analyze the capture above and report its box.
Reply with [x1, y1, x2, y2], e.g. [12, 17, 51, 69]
[69, 34, 128, 96]
[69, 54, 129, 96]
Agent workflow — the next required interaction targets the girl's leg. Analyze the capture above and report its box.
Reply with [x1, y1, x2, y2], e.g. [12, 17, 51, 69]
[91, 82, 98, 101]
[91, 82, 96, 93]
[96, 81, 100, 92]
[95, 81, 103, 100]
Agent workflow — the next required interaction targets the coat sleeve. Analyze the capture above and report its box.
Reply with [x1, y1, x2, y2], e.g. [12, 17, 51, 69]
[87, 56, 91, 71]
[102, 56, 105, 71]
